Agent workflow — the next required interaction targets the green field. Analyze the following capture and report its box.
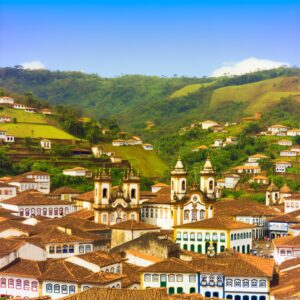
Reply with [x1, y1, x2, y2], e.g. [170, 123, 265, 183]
[0, 123, 76, 140]
[101, 143, 168, 178]
[170, 82, 215, 99]
[211, 76, 300, 114]
[0, 107, 48, 123]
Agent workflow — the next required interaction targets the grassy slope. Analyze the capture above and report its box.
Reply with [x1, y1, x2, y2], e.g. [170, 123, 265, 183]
[0, 107, 47, 123]
[169, 82, 214, 99]
[101, 143, 168, 178]
[0, 123, 76, 139]
[210, 76, 300, 114]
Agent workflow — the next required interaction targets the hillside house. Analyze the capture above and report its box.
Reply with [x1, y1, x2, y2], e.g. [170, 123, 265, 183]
[0, 131, 6, 139]
[216, 174, 240, 189]
[291, 145, 300, 153]
[143, 143, 153, 150]
[268, 124, 288, 136]
[91, 145, 103, 158]
[25, 107, 37, 113]
[277, 139, 293, 146]
[110, 156, 122, 163]
[233, 165, 261, 174]
[280, 149, 297, 157]
[4, 135, 15, 143]
[112, 139, 125, 146]
[287, 128, 300, 136]
[0, 116, 11, 123]
[40, 139, 51, 150]
[201, 120, 219, 130]
[0, 183, 17, 201]
[274, 161, 292, 173]
[131, 136, 142, 144]
[63, 167, 91, 177]
[273, 235, 300, 265]
[284, 194, 300, 214]
[248, 154, 269, 164]
[0, 96, 14, 105]
[213, 139, 223, 147]
[13, 103, 26, 110]
[41, 108, 52, 115]
[249, 175, 269, 185]
[225, 136, 237, 143]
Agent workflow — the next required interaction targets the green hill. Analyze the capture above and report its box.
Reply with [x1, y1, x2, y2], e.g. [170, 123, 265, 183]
[101, 143, 167, 178]
[169, 82, 214, 99]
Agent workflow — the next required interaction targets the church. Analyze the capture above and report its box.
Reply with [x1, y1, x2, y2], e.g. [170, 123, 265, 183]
[140, 156, 216, 229]
[93, 168, 141, 225]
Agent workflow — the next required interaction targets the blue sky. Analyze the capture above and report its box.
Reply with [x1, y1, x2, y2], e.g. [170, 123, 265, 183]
[0, 0, 299, 77]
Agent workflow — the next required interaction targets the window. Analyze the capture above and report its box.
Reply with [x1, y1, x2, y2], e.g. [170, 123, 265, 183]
[220, 233, 226, 242]
[280, 249, 286, 256]
[212, 232, 218, 241]
[181, 180, 186, 191]
[116, 266, 120, 273]
[205, 232, 210, 241]
[110, 267, 115, 272]
[83, 286, 90, 291]
[49, 208, 53, 216]
[145, 208, 149, 218]
[8, 278, 14, 288]
[32, 281, 38, 292]
[176, 232, 181, 240]
[20, 209, 24, 216]
[197, 232, 202, 241]
[150, 209, 153, 218]
[209, 180, 214, 190]
[189, 274, 196, 282]
[61, 285, 68, 294]
[234, 279, 241, 287]
[59, 207, 64, 216]
[144, 274, 151, 282]
[169, 287, 175, 294]
[152, 274, 159, 282]
[102, 188, 108, 198]
[177, 287, 183, 294]
[85, 245, 91, 253]
[16, 279, 22, 289]
[217, 276, 222, 286]
[25, 208, 30, 217]
[79, 245, 84, 253]
[46, 283, 52, 293]
[131, 188, 136, 199]
[226, 279, 233, 287]
[24, 280, 29, 290]
[287, 250, 292, 256]
[69, 285, 75, 294]
[176, 274, 183, 282]
[259, 280, 266, 288]
[69, 245, 74, 253]
[190, 287, 196, 293]
[242, 279, 249, 287]
[56, 245, 62, 253]
[183, 232, 188, 241]
[184, 210, 189, 221]
[37, 208, 41, 216]
[168, 274, 175, 282]
[43, 208, 47, 216]
[102, 214, 107, 223]
[251, 279, 258, 287]
[54, 284, 60, 293]
[1, 278, 6, 288]
[190, 232, 195, 241]
[54, 208, 58, 216]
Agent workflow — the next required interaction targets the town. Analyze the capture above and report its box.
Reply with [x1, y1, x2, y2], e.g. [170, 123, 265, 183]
[0, 94, 299, 300]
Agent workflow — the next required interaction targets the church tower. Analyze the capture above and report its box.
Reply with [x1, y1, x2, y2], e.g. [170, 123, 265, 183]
[200, 156, 215, 200]
[94, 168, 112, 206]
[123, 168, 141, 206]
[171, 157, 188, 201]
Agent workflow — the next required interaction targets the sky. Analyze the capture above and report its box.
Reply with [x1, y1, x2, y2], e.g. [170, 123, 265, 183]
[0, 0, 299, 77]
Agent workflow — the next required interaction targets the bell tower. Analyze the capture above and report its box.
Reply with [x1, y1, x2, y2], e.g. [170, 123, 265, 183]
[123, 168, 141, 206]
[200, 156, 215, 200]
[94, 168, 112, 206]
[171, 157, 188, 201]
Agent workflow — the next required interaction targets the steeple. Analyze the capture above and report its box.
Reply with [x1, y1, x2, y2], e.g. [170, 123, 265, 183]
[123, 167, 140, 205]
[200, 156, 216, 199]
[170, 156, 188, 201]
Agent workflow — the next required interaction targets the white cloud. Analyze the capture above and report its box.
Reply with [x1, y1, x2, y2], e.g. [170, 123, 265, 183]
[22, 60, 46, 70]
[212, 57, 290, 77]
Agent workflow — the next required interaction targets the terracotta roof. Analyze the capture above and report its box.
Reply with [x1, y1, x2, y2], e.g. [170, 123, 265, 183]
[66, 208, 94, 220]
[290, 223, 300, 230]
[267, 182, 279, 191]
[214, 198, 281, 218]
[121, 262, 141, 288]
[284, 193, 300, 201]
[271, 266, 300, 298]
[141, 257, 198, 273]
[280, 183, 292, 193]
[174, 216, 255, 230]
[272, 235, 300, 247]
[269, 209, 300, 223]
[269, 124, 287, 128]
[233, 165, 260, 170]
[111, 220, 160, 230]
[252, 175, 269, 180]
[279, 257, 300, 271]
[23, 171, 49, 176]
[0, 218, 37, 235]
[73, 190, 94, 203]
[249, 154, 268, 159]
[0, 238, 25, 258]
[59, 287, 170, 300]
[51, 186, 81, 195]
[125, 249, 162, 263]
[72, 250, 126, 267]
[152, 183, 169, 187]
[1, 190, 74, 206]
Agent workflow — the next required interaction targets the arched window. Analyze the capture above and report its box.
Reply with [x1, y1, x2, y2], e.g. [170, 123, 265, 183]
[226, 279, 233, 287]
[20, 209, 24, 216]
[59, 207, 64, 216]
[251, 279, 258, 287]
[177, 287, 183, 294]
[46, 283, 52, 293]
[145, 208, 149, 218]
[56, 245, 62, 253]
[43, 208, 47, 216]
[25, 208, 30, 217]
[150, 208, 153, 218]
[116, 283, 120, 288]
[110, 267, 115, 272]
[1, 278, 6, 288]
[197, 233, 202, 241]
[242, 279, 249, 287]
[63, 245, 68, 253]
[234, 233, 237, 240]
[131, 188, 136, 199]
[54, 208, 58, 216]
[79, 245, 84, 253]
[190, 232, 195, 241]
[69, 285, 76, 294]
[85, 245, 91, 252]
[65, 207, 69, 214]
[83, 286, 90, 291]
[181, 180, 186, 191]
[16, 279, 21, 289]
[184, 210, 189, 220]
[189, 275, 196, 282]
[144, 274, 151, 282]
[209, 180, 214, 190]
[54, 284, 60, 293]
[49, 245, 55, 254]
[212, 232, 218, 241]
[152, 274, 159, 282]
[69, 245, 74, 253]
[37, 208, 41, 216]
[31, 281, 38, 292]
[49, 208, 53, 216]
[61, 285, 68, 294]
[8, 278, 14, 288]
[259, 280, 266, 287]
[23, 280, 29, 290]
[168, 274, 175, 282]
[169, 287, 175, 294]
[102, 188, 108, 198]
[220, 233, 226, 242]
[116, 266, 120, 273]
[130, 213, 135, 220]
[176, 274, 183, 282]
[102, 214, 107, 223]
[234, 279, 241, 287]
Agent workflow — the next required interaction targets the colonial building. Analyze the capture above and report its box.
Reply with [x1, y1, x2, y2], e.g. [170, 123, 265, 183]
[284, 193, 300, 213]
[0, 183, 17, 201]
[174, 217, 254, 254]
[141, 157, 216, 229]
[93, 169, 141, 225]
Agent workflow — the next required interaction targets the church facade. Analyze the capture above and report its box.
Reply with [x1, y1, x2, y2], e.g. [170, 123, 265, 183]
[140, 157, 216, 229]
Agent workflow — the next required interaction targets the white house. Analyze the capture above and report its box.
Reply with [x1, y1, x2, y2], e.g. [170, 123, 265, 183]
[213, 139, 223, 148]
[248, 154, 268, 163]
[0, 116, 11, 123]
[201, 120, 219, 130]
[268, 124, 288, 136]
[25, 107, 37, 113]
[63, 167, 90, 177]
[174, 217, 254, 254]
[280, 149, 297, 157]
[13, 103, 26, 110]
[249, 175, 269, 185]
[274, 161, 292, 173]
[277, 139, 293, 146]
[287, 129, 300, 136]
[0, 96, 14, 105]
[233, 165, 261, 174]
[0, 183, 17, 201]
[41, 108, 52, 115]
[40, 139, 51, 150]
[112, 139, 125, 146]
[273, 235, 300, 265]
[143, 144, 153, 151]
[4, 135, 15, 143]
[284, 194, 300, 214]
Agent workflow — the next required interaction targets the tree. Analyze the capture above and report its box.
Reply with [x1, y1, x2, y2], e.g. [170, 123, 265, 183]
[24, 137, 33, 150]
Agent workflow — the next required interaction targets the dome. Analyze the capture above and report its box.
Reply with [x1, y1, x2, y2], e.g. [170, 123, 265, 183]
[280, 183, 291, 193]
